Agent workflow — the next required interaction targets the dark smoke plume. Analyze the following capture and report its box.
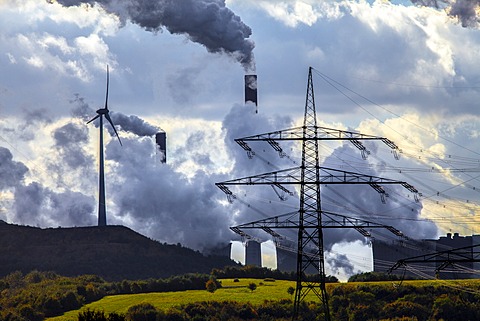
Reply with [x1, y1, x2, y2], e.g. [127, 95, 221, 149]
[410, 0, 480, 27]
[54, 0, 256, 70]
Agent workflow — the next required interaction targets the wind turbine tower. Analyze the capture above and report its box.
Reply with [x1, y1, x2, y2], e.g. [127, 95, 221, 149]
[87, 65, 122, 227]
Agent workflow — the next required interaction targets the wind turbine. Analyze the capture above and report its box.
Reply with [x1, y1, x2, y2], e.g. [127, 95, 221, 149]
[87, 65, 122, 227]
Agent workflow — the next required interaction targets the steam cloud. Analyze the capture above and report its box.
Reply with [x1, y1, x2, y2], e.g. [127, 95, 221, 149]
[53, 0, 256, 71]
[111, 113, 162, 137]
[411, 0, 480, 27]
[0, 100, 440, 275]
[320, 143, 438, 250]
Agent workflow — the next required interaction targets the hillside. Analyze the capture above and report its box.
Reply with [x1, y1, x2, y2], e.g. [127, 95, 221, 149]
[0, 220, 237, 281]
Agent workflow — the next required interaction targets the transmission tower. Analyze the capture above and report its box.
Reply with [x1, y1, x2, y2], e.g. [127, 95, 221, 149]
[216, 67, 419, 321]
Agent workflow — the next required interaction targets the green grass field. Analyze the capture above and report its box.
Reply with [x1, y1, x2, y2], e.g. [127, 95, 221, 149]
[46, 278, 307, 321]
[45, 278, 480, 321]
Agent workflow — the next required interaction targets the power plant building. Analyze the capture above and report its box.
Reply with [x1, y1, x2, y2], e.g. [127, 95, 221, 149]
[245, 240, 262, 266]
[276, 242, 319, 274]
[373, 233, 480, 279]
[373, 238, 436, 278]
[276, 246, 297, 272]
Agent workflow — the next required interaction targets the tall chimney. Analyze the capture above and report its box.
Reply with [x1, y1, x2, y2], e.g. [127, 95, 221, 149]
[155, 132, 166, 163]
[244, 74, 258, 113]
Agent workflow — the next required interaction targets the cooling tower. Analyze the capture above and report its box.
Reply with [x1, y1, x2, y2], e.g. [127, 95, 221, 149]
[244, 75, 258, 110]
[275, 238, 323, 274]
[155, 132, 167, 163]
[245, 240, 261, 267]
[276, 246, 297, 273]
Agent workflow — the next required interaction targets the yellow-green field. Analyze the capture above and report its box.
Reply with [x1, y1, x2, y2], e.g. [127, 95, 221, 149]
[47, 278, 480, 321]
[46, 278, 310, 321]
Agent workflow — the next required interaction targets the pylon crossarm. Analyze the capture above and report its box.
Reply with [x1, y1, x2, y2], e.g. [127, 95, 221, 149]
[229, 227, 263, 245]
[216, 183, 236, 203]
[235, 126, 400, 160]
[236, 126, 399, 143]
[236, 139, 255, 158]
[232, 211, 300, 229]
[216, 167, 302, 186]
[216, 166, 418, 188]
[231, 210, 403, 238]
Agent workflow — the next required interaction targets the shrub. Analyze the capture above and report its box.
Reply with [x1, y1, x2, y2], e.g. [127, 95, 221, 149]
[126, 303, 158, 321]
[287, 286, 295, 296]
[78, 309, 107, 321]
[205, 279, 217, 293]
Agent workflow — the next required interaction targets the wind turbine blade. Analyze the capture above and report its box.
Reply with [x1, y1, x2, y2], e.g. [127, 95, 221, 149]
[104, 65, 109, 110]
[87, 114, 100, 124]
[105, 112, 122, 146]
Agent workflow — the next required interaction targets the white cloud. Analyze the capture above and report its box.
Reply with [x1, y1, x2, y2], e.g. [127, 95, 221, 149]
[230, 0, 343, 27]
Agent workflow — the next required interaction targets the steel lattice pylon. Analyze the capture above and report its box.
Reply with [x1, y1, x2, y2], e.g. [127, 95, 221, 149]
[295, 67, 328, 318]
[216, 67, 418, 321]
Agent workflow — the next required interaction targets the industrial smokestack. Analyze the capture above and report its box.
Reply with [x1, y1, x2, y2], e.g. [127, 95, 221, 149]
[244, 75, 258, 113]
[155, 132, 167, 163]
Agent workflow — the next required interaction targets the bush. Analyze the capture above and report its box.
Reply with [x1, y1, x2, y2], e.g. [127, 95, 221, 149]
[287, 286, 295, 296]
[205, 279, 217, 293]
[126, 303, 158, 321]
[78, 309, 107, 321]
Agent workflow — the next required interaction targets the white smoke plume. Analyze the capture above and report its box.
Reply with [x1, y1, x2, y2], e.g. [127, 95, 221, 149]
[111, 113, 163, 137]
[53, 0, 256, 71]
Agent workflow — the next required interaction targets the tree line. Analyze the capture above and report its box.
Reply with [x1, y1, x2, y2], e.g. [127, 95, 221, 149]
[0, 270, 219, 320]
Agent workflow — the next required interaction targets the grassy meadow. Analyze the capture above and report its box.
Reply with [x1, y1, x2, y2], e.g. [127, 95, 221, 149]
[45, 278, 480, 321]
[46, 278, 307, 321]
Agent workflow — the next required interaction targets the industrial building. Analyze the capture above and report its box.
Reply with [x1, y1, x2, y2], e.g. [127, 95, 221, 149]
[245, 240, 262, 266]
[373, 233, 480, 279]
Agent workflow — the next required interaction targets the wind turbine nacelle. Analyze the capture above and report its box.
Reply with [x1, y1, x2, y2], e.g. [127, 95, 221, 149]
[96, 108, 109, 115]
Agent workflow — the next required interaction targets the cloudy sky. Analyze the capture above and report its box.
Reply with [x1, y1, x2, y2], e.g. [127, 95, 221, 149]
[1, 0, 480, 279]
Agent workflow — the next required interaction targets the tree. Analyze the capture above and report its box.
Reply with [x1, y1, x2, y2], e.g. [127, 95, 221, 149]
[287, 286, 295, 297]
[247, 282, 257, 292]
[205, 279, 217, 293]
